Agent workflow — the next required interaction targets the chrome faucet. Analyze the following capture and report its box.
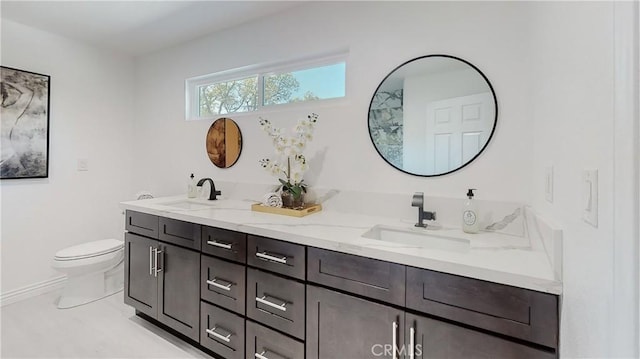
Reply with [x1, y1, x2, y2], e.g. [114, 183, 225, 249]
[411, 192, 436, 228]
[197, 178, 221, 200]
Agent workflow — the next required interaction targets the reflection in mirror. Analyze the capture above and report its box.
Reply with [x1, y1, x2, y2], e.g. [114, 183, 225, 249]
[206, 117, 242, 168]
[368, 55, 497, 176]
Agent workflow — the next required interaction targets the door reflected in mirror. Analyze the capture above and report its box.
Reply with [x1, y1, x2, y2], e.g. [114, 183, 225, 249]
[368, 55, 497, 176]
[206, 117, 242, 168]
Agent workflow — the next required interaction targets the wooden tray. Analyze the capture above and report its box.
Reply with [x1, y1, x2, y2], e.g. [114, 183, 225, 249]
[251, 203, 322, 217]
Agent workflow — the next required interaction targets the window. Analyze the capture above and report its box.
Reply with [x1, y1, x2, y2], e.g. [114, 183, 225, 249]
[186, 53, 346, 120]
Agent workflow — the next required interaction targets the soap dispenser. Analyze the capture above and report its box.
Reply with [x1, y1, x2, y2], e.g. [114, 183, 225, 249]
[462, 189, 480, 234]
[187, 173, 197, 198]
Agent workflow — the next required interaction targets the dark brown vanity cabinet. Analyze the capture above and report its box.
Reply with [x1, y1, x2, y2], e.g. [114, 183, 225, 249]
[124, 211, 201, 342]
[124, 212, 560, 359]
[406, 314, 555, 359]
[306, 285, 405, 359]
[307, 248, 559, 359]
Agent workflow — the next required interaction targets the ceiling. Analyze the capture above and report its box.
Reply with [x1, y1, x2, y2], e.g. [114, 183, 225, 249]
[1, 1, 303, 57]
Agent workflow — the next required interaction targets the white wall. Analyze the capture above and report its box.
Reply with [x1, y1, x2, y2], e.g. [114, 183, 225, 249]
[133, 1, 533, 204]
[0, 20, 135, 295]
[529, 2, 637, 357]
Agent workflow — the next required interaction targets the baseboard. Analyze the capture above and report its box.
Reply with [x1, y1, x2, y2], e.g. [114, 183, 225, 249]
[1, 276, 67, 307]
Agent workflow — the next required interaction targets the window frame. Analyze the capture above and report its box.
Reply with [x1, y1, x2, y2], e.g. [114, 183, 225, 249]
[185, 51, 348, 121]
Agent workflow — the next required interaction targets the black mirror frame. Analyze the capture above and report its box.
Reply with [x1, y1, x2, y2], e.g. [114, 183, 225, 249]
[367, 54, 498, 177]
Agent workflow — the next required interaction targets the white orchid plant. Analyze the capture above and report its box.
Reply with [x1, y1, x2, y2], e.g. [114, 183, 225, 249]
[259, 113, 318, 200]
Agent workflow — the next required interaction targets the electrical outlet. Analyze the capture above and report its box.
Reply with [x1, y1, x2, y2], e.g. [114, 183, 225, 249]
[77, 158, 89, 171]
[545, 166, 554, 203]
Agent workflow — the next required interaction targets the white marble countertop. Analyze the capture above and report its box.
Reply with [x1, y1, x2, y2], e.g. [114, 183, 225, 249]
[120, 195, 562, 295]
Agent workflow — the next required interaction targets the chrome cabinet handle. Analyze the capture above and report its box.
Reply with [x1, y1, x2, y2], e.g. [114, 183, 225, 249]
[410, 326, 415, 359]
[154, 249, 163, 277]
[206, 278, 233, 291]
[149, 246, 153, 275]
[206, 327, 232, 343]
[255, 350, 287, 359]
[207, 240, 232, 250]
[256, 251, 287, 264]
[256, 295, 287, 312]
[392, 321, 398, 359]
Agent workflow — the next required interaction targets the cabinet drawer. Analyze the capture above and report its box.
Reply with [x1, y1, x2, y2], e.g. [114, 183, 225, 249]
[201, 255, 246, 315]
[200, 301, 245, 359]
[247, 235, 305, 280]
[246, 320, 304, 359]
[308, 247, 406, 306]
[246, 268, 305, 340]
[125, 210, 158, 239]
[406, 267, 559, 349]
[406, 313, 556, 359]
[159, 217, 201, 250]
[202, 226, 247, 263]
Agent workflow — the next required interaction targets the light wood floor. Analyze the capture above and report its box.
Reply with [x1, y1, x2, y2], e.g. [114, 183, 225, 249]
[1, 290, 210, 358]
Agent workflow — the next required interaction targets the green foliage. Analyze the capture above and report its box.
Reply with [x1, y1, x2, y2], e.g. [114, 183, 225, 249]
[279, 178, 307, 199]
[199, 73, 319, 116]
[199, 77, 257, 116]
[263, 74, 300, 105]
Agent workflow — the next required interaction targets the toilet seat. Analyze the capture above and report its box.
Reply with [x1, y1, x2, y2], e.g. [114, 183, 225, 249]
[54, 239, 123, 261]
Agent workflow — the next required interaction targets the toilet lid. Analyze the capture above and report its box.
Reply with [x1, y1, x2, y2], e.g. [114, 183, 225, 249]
[54, 239, 124, 260]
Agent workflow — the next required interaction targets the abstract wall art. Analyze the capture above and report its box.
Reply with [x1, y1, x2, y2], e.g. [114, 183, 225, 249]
[1, 66, 50, 179]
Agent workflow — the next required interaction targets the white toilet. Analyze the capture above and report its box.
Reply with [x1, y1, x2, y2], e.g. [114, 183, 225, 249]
[52, 238, 124, 309]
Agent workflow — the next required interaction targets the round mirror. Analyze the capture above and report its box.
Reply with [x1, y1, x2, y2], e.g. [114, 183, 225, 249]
[206, 117, 242, 168]
[368, 55, 497, 176]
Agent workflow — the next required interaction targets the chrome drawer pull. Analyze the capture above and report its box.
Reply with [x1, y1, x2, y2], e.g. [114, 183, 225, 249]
[206, 278, 233, 291]
[255, 350, 287, 359]
[392, 321, 398, 359]
[207, 240, 232, 250]
[149, 246, 153, 275]
[206, 327, 232, 343]
[410, 326, 415, 359]
[154, 249, 163, 277]
[256, 295, 287, 312]
[256, 251, 287, 264]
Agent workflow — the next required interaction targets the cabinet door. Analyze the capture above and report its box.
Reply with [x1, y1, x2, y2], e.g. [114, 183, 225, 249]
[157, 242, 201, 342]
[406, 313, 557, 359]
[307, 285, 404, 359]
[124, 233, 157, 318]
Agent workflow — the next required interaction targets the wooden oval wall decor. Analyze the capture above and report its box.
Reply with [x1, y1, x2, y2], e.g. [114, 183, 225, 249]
[206, 117, 242, 168]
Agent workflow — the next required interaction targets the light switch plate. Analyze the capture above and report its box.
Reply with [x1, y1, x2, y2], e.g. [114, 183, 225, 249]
[582, 169, 598, 227]
[545, 166, 554, 203]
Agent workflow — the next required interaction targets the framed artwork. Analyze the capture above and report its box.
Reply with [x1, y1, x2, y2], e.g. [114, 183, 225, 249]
[1, 66, 50, 179]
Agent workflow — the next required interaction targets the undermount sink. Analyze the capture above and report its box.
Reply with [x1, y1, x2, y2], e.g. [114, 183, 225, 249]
[157, 200, 217, 210]
[361, 225, 470, 252]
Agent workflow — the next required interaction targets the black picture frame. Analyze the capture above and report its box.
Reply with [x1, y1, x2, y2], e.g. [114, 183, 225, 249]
[1, 66, 51, 179]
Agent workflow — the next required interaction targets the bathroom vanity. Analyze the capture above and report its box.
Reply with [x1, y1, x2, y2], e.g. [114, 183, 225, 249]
[121, 196, 561, 359]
